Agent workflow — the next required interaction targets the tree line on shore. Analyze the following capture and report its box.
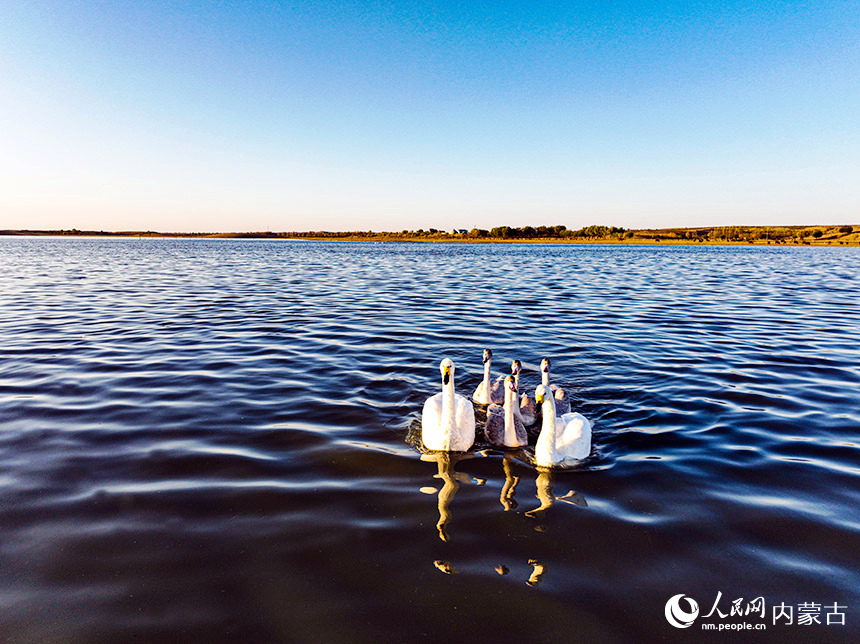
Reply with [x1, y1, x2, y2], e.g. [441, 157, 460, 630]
[2, 224, 856, 244]
[266, 223, 857, 244]
[283, 224, 626, 240]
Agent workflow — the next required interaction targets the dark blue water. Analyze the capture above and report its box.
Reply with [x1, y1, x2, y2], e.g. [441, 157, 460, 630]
[1, 237, 858, 642]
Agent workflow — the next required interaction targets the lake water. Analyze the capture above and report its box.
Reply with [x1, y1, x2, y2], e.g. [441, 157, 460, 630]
[1, 237, 858, 643]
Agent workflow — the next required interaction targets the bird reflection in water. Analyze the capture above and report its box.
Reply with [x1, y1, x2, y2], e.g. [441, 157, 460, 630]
[433, 560, 459, 574]
[526, 560, 547, 587]
[420, 452, 476, 542]
[499, 451, 522, 511]
[524, 467, 588, 519]
[421, 453, 587, 585]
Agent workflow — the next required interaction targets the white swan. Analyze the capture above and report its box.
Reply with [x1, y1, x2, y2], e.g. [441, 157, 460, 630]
[534, 384, 591, 467]
[423, 358, 476, 451]
[484, 375, 527, 448]
[472, 348, 504, 405]
[511, 359, 537, 426]
[540, 357, 570, 415]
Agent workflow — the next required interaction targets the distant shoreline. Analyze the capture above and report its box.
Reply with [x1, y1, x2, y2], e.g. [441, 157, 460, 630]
[2, 225, 858, 246]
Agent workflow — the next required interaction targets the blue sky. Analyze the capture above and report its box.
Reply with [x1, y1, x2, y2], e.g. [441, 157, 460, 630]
[1, 1, 858, 232]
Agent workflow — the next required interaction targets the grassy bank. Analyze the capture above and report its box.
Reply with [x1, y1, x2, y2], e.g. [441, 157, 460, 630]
[2, 224, 858, 246]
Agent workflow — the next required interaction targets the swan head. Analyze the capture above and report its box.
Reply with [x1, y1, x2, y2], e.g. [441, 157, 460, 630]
[540, 357, 551, 374]
[505, 375, 517, 392]
[511, 359, 522, 375]
[482, 348, 492, 364]
[535, 383, 550, 404]
[439, 358, 455, 385]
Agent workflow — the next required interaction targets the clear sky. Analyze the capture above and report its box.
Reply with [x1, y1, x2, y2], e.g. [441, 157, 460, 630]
[1, 1, 858, 232]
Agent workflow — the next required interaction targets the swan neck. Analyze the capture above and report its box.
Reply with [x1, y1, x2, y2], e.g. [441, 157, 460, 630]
[541, 371, 549, 387]
[442, 376, 455, 407]
[481, 362, 492, 397]
[541, 396, 558, 443]
[441, 377, 456, 435]
[504, 387, 516, 445]
[536, 395, 559, 465]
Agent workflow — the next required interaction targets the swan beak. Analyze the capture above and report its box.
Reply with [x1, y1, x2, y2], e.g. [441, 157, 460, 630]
[535, 391, 544, 404]
[442, 367, 451, 385]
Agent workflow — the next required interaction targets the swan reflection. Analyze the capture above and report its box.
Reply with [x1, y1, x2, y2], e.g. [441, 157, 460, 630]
[418, 450, 586, 554]
[526, 559, 547, 587]
[433, 560, 459, 575]
[525, 467, 588, 518]
[499, 451, 521, 511]
[420, 452, 476, 542]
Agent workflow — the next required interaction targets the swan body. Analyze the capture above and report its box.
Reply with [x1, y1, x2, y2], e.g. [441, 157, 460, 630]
[540, 357, 570, 415]
[488, 376, 506, 404]
[472, 349, 505, 405]
[520, 394, 537, 426]
[485, 376, 527, 448]
[423, 358, 476, 452]
[534, 384, 591, 467]
[511, 360, 537, 426]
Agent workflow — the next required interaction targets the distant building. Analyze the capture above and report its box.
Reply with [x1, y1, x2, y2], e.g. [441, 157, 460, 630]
[451, 229, 468, 235]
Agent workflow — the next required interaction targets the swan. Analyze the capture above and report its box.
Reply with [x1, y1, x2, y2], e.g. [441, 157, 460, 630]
[423, 358, 476, 452]
[540, 357, 570, 415]
[484, 375, 527, 448]
[534, 384, 591, 467]
[472, 348, 504, 405]
[511, 359, 537, 426]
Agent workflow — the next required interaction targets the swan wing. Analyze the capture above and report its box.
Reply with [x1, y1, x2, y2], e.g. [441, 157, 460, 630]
[488, 375, 505, 405]
[557, 413, 592, 461]
[452, 394, 476, 451]
[519, 392, 536, 426]
[513, 413, 528, 447]
[472, 380, 489, 404]
[421, 393, 444, 450]
[484, 404, 505, 446]
[551, 385, 571, 415]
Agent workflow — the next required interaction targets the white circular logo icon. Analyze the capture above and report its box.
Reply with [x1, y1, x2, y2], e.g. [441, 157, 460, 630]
[665, 594, 699, 628]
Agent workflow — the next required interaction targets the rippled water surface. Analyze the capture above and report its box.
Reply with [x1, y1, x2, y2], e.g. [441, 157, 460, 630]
[2, 237, 859, 642]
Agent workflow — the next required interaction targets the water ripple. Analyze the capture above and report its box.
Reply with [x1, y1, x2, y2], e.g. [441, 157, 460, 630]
[1, 238, 858, 642]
